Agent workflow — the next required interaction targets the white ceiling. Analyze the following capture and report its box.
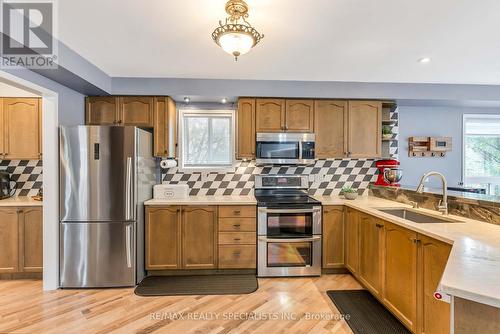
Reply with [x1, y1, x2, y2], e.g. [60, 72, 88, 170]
[58, 0, 500, 84]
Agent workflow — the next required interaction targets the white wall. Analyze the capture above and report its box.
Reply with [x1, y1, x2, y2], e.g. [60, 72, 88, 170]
[398, 105, 500, 187]
[0, 81, 40, 97]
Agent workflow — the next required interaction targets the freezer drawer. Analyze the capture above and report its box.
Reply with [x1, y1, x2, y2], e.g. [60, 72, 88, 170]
[60, 222, 136, 288]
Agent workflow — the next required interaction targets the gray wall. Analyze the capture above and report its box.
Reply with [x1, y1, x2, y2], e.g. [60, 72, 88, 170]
[397, 105, 500, 188]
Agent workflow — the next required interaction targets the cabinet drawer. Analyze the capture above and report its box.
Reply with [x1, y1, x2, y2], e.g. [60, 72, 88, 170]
[219, 206, 256, 218]
[218, 218, 256, 232]
[218, 245, 256, 269]
[219, 232, 256, 245]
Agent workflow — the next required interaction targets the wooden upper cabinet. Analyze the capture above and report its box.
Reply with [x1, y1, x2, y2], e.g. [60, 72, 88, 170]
[314, 100, 347, 158]
[256, 99, 285, 132]
[285, 100, 314, 132]
[322, 206, 344, 269]
[347, 101, 382, 158]
[86, 96, 119, 125]
[145, 206, 181, 270]
[418, 234, 452, 334]
[345, 208, 359, 274]
[18, 207, 43, 272]
[237, 98, 256, 159]
[358, 214, 384, 297]
[153, 97, 177, 158]
[3, 98, 41, 160]
[383, 222, 418, 332]
[0, 208, 19, 273]
[119, 96, 154, 127]
[182, 206, 217, 269]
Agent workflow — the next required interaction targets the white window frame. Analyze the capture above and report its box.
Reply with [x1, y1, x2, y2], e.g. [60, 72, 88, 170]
[178, 109, 236, 172]
[462, 114, 500, 191]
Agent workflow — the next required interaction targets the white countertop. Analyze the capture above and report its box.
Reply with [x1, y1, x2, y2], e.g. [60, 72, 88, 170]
[144, 195, 257, 206]
[145, 194, 500, 308]
[0, 196, 43, 207]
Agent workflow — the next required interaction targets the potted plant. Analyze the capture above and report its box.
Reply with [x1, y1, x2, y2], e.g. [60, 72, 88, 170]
[382, 126, 393, 140]
[341, 186, 358, 200]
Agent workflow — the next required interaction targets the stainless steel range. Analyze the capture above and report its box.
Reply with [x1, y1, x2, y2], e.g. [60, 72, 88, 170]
[255, 175, 322, 277]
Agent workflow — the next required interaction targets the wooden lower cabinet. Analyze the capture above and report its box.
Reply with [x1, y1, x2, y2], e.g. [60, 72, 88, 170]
[146, 206, 217, 270]
[218, 206, 256, 269]
[322, 206, 344, 269]
[358, 213, 384, 297]
[418, 234, 452, 334]
[347, 210, 452, 334]
[383, 221, 418, 332]
[0, 208, 19, 273]
[182, 206, 217, 269]
[145, 206, 181, 270]
[0, 207, 43, 274]
[18, 208, 43, 272]
[345, 208, 359, 274]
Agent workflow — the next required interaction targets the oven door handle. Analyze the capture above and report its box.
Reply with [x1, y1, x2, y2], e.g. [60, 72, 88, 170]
[259, 236, 321, 243]
[258, 208, 321, 214]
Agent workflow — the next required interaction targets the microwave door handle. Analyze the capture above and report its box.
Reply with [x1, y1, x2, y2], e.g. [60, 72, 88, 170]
[258, 208, 321, 214]
[298, 141, 303, 159]
[259, 236, 321, 243]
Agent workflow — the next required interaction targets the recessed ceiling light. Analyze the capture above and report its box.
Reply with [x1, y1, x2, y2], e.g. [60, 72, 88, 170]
[221, 98, 228, 104]
[183, 97, 190, 103]
[418, 57, 431, 63]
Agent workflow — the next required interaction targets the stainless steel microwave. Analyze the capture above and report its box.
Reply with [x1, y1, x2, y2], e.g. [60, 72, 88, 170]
[256, 133, 315, 165]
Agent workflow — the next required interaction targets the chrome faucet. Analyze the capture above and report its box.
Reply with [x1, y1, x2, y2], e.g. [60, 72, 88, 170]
[416, 171, 448, 215]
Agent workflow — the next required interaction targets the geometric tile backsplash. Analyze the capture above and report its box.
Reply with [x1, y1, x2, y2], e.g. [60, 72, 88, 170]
[0, 160, 42, 196]
[161, 159, 378, 196]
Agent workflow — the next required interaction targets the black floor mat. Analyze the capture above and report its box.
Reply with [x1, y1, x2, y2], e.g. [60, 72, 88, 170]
[135, 275, 258, 296]
[327, 290, 411, 334]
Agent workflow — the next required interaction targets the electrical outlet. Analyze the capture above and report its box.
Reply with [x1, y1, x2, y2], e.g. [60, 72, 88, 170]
[200, 171, 209, 182]
[308, 174, 315, 183]
[316, 173, 327, 183]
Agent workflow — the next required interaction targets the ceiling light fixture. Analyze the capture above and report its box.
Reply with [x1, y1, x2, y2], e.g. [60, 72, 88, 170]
[212, 0, 264, 61]
[221, 98, 228, 104]
[183, 97, 191, 104]
[418, 57, 431, 63]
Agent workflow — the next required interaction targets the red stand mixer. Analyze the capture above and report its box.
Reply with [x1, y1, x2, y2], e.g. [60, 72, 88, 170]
[375, 159, 402, 187]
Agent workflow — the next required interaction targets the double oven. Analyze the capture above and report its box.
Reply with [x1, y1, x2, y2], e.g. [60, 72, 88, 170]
[255, 175, 322, 277]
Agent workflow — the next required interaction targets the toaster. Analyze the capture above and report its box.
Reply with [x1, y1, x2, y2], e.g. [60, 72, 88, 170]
[153, 184, 189, 199]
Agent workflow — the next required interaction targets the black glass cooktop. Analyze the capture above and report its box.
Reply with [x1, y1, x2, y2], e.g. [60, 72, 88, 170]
[255, 189, 321, 207]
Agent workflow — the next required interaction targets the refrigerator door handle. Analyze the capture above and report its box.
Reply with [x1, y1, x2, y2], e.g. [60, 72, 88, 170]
[125, 224, 132, 268]
[125, 157, 133, 220]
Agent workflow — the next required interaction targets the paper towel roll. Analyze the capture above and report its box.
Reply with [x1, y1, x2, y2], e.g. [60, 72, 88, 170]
[160, 159, 177, 169]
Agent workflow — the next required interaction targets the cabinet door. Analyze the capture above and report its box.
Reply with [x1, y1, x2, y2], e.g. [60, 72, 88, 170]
[3, 98, 41, 160]
[119, 96, 154, 127]
[256, 99, 285, 132]
[182, 206, 217, 269]
[145, 206, 181, 270]
[314, 100, 347, 158]
[322, 206, 344, 269]
[347, 101, 382, 158]
[18, 207, 43, 272]
[418, 234, 452, 334]
[345, 208, 359, 274]
[86, 97, 119, 125]
[383, 222, 418, 332]
[285, 100, 314, 132]
[0, 208, 19, 273]
[358, 214, 384, 297]
[236, 98, 256, 159]
[153, 97, 177, 158]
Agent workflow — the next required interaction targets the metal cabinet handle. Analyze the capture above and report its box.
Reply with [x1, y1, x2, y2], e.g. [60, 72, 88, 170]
[232, 251, 241, 256]
[234, 238, 241, 241]
[125, 224, 132, 268]
[410, 237, 420, 244]
[233, 210, 241, 215]
[375, 223, 384, 228]
[233, 224, 241, 228]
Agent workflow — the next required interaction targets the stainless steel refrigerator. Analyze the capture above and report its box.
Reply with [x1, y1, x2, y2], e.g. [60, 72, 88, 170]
[59, 126, 156, 287]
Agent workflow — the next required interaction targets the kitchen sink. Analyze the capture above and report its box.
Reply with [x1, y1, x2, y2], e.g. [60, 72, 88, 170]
[376, 208, 464, 224]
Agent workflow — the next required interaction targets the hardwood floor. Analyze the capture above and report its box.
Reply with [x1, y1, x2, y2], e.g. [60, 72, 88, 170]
[0, 275, 362, 334]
